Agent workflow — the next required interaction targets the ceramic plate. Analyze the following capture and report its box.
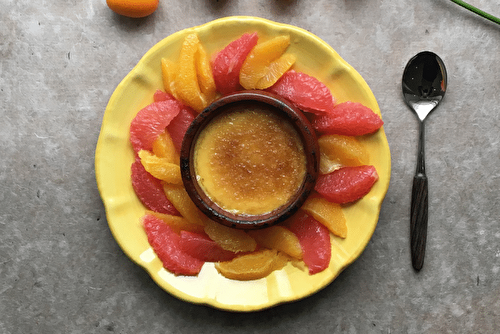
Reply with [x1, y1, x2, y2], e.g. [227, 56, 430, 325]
[95, 16, 391, 312]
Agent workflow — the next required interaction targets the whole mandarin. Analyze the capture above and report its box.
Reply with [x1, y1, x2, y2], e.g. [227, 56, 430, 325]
[106, 0, 159, 18]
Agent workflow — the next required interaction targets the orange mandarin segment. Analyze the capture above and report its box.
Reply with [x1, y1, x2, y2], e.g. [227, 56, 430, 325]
[152, 131, 179, 164]
[290, 258, 307, 272]
[146, 211, 205, 234]
[161, 58, 178, 98]
[215, 249, 289, 281]
[255, 53, 296, 90]
[318, 134, 370, 174]
[196, 43, 217, 104]
[301, 196, 347, 238]
[138, 150, 182, 185]
[176, 33, 208, 112]
[239, 35, 294, 90]
[247, 226, 303, 260]
[163, 184, 206, 227]
[204, 219, 257, 253]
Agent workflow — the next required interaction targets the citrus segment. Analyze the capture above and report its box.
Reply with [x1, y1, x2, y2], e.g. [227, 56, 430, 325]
[313, 101, 384, 136]
[203, 219, 257, 253]
[166, 106, 197, 153]
[147, 211, 205, 234]
[247, 226, 303, 260]
[131, 158, 179, 215]
[315, 165, 379, 204]
[195, 43, 217, 103]
[318, 134, 369, 174]
[301, 196, 347, 238]
[285, 212, 331, 275]
[153, 89, 176, 103]
[180, 231, 238, 262]
[267, 70, 335, 114]
[212, 32, 259, 94]
[129, 100, 181, 153]
[239, 35, 294, 89]
[255, 53, 296, 90]
[151, 89, 196, 153]
[215, 249, 289, 281]
[151, 131, 179, 164]
[138, 150, 182, 185]
[176, 33, 211, 112]
[142, 214, 204, 276]
[162, 184, 206, 227]
[161, 58, 178, 98]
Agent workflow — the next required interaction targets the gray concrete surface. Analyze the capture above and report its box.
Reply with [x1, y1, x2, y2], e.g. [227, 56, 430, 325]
[1, 0, 499, 333]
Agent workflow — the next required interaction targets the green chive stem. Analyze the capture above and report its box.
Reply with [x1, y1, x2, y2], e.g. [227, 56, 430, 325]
[450, 0, 500, 25]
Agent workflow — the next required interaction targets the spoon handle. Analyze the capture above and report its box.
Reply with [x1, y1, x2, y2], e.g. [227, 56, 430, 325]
[410, 173, 428, 271]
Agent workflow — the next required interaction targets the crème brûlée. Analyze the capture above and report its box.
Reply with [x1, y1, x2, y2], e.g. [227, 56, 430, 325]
[194, 106, 307, 216]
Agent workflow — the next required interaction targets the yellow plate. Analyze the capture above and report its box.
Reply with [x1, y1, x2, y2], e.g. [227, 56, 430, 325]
[95, 16, 391, 312]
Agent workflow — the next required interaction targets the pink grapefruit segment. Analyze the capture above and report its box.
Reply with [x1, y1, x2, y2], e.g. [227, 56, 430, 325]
[129, 100, 182, 153]
[179, 231, 238, 262]
[166, 106, 197, 152]
[312, 101, 383, 136]
[131, 157, 179, 215]
[151, 89, 197, 152]
[142, 214, 204, 276]
[285, 212, 331, 275]
[153, 89, 176, 102]
[315, 165, 379, 204]
[150, 89, 197, 152]
[267, 70, 335, 115]
[212, 32, 259, 94]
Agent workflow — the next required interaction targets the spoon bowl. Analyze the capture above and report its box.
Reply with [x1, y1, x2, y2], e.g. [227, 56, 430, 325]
[403, 52, 447, 120]
[402, 51, 447, 271]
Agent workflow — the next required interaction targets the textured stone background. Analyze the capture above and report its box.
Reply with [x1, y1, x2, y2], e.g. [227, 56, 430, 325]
[1, 0, 499, 333]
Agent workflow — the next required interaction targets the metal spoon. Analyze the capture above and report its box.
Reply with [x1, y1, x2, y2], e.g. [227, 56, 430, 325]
[402, 51, 447, 271]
